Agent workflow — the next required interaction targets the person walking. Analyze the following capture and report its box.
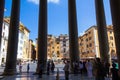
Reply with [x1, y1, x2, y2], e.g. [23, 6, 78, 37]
[85, 60, 93, 78]
[63, 60, 70, 80]
[27, 63, 30, 73]
[47, 61, 50, 75]
[51, 60, 55, 73]
[19, 63, 22, 73]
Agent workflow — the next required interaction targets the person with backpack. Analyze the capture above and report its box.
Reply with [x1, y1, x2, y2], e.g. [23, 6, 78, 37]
[111, 62, 120, 80]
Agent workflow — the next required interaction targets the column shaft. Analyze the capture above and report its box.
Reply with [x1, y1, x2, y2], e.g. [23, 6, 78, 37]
[37, 0, 47, 73]
[0, 0, 5, 54]
[95, 0, 109, 62]
[3, 0, 20, 75]
[68, 0, 79, 72]
[110, 0, 120, 71]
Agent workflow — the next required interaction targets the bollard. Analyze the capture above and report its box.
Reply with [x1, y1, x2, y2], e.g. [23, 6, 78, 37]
[56, 68, 59, 80]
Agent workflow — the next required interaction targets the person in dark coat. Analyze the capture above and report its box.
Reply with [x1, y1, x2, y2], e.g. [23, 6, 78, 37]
[47, 61, 50, 75]
[27, 63, 30, 73]
[51, 60, 55, 73]
[111, 63, 119, 80]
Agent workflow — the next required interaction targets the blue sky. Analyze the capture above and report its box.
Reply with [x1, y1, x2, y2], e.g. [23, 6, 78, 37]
[4, 0, 112, 40]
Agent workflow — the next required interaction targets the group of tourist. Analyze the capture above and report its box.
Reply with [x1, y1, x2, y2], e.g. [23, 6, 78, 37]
[38, 60, 55, 78]
[46, 60, 55, 75]
[18, 58, 120, 80]
[63, 58, 120, 80]
[19, 62, 30, 73]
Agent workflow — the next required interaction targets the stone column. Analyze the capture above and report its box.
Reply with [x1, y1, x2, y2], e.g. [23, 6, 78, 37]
[110, 0, 120, 72]
[3, 0, 20, 75]
[68, 0, 79, 72]
[95, 0, 109, 62]
[37, 0, 47, 73]
[0, 0, 5, 55]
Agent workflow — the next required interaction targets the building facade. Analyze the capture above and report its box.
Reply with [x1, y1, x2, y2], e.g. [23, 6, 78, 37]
[35, 34, 69, 62]
[35, 26, 116, 61]
[0, 18, 30, 65]
[78, 25, 116, 59]
[58, 34, 69, 59]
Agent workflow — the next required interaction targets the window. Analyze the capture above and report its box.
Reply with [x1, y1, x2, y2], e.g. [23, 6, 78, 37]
[112, 43, 113, 46]
[4, 24, 5, 30]
[89, 37, 92, 40]
[2, 32, 4, 37]
[81, 39, 83, 41]
[87, 51, 89, 53]
[57, 51, 60, 54]
[52, 51, 54, 53]
[86, 39, 88, 42]
[20, 33, 24, 39]
[4, 40, 5, 45]
[3, 49, 4, 52]
[89, 43, 92, 47]
[110, 31, 112, 34]
[63, 44, 66, 46]
[20, 47, 22, 50]
[63, 41, 66, 43]
[20, 40, 23, 44]
[110, 36, 113, 40]
[64, 48, 66, 52]
[87, 45, 88, 48]
[51, 41, 53, 44]
[80, 43, 82, 46]
[89, 32, 91, 34]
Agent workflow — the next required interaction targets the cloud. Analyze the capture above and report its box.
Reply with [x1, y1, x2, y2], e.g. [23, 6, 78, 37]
[28, 0, 39, 4]
[27, 0, 60, 5]
[48, 0, 60, 4]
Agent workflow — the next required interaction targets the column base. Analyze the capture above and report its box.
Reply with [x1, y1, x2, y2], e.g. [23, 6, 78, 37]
[2, 69, 17, 76]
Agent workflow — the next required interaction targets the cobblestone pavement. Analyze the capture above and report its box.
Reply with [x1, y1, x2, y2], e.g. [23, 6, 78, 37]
[0, 62, 112, 80]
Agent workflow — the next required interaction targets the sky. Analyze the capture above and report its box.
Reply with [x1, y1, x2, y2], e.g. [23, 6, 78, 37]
[4, 0, 112, 41]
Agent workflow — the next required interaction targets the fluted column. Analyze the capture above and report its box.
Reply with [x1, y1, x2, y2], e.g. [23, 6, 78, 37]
[37, 0, 47, 73]
[110, 0, 120, 72]
[3, 0, 20, 75]
[95, 0, 109, 62]
[0, 0, 5, 55]
[68, 0, 79, 72]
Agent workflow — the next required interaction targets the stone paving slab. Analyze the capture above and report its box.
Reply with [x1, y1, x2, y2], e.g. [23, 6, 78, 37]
[0, 63, 112, 80]
[0, 72, 96, 80]
[0, 72, 112, 80]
